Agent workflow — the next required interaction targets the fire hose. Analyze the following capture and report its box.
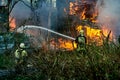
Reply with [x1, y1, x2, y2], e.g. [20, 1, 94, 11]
[17, 25, 76, 40]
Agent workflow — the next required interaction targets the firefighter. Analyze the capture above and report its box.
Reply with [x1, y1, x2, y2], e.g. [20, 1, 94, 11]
[75, 30, 87, 54]
[14, 43, 28, 74]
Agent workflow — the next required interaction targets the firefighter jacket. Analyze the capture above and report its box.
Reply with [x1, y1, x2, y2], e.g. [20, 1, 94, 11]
[75, 35, 86, 52]
[14, 48, 28, 64]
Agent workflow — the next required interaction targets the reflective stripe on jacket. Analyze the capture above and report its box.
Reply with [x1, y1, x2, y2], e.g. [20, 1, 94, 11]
[15, 49, 28, 59]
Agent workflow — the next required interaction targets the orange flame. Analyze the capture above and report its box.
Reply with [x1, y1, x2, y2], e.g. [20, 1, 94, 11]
[81, 8, 86, 19]
[52, 1, 115, 50]
[69, 2, 76, 15]
[58, 38, 77, 50]
[49, 0, 116, 51]
[101, 26, 114, 39]
[91, 10, 98, 23]
[9, 17, 16, 31]
[50, 25, 114, 50]
[76, 25, 114, 45]
[76, 25, 102, 45]
[50, 38, 77, 51]
[69, 1, 114, 45]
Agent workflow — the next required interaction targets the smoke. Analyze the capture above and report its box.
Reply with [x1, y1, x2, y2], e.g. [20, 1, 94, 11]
[96, 0, 120, 37]
[10, 0, 32, 27]
[35, 1, 55, 27]
[11, 0, 58, 48]
[10, 1, 31, 20]
[10, 0, 58, 28]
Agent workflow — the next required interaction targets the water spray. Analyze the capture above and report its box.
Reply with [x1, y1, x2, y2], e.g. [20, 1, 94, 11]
[17, 25, 75, 40]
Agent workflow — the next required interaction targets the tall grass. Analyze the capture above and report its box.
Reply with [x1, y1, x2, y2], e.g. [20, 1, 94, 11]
[0, 42, 120, 80]
[0, 53, 14, 69]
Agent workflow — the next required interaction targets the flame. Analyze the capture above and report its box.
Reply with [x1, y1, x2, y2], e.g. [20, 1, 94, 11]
[81, 8, 86, 19]
[69, 1, 98, 21]
[101, 26, 114, 39]
[76, 25, 114, 45]
[50, 38, 77, 51]
[53, 0, 115, 50]
[91, 10, 98, 23]
[76, 25, 102, 45]
[69, 1, 114, 45]
[9, 17, 16, 31]
[69, 2, 76, 15]
[51, 0, 115, 50]
[58, 38, 77, 50]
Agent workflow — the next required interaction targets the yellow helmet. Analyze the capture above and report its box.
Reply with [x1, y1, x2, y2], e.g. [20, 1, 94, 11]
[79, 30, 84, 35]
[20, 43, 25, 48]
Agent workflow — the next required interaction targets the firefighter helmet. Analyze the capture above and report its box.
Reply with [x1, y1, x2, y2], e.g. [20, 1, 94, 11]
[79, 30, 84, 35]
[20, 43, 25, 48]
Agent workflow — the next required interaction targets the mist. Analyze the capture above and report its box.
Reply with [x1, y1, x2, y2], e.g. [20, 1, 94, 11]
[96, 0, 120, 37]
